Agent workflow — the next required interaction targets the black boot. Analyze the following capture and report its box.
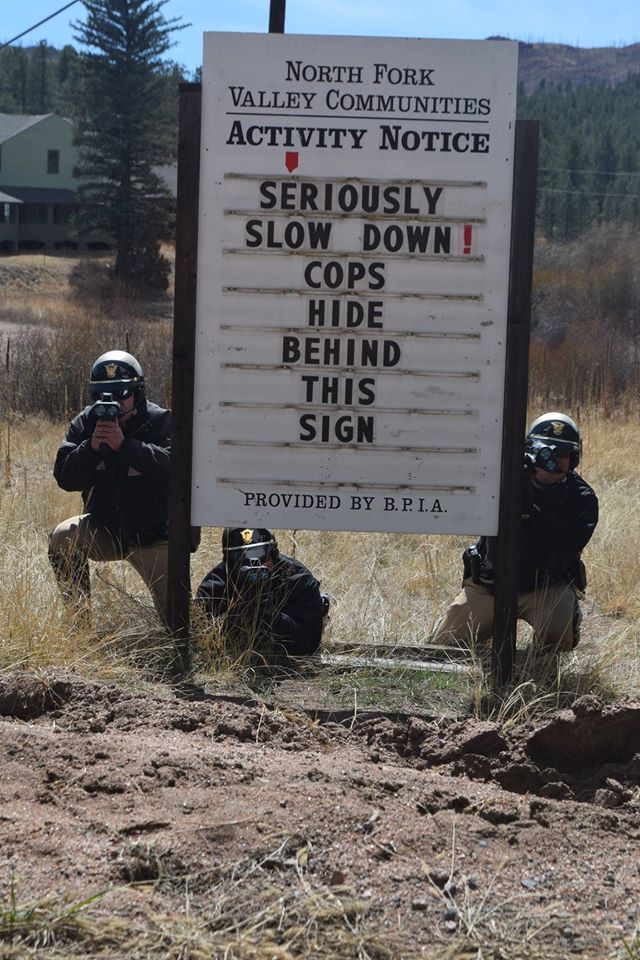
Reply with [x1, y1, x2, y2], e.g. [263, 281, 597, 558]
[48, 546, 92, 624]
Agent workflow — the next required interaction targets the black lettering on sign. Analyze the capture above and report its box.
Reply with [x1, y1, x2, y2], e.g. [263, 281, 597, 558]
[299, 413, 375, 443]
[300, 375, 376, 405]
[245, 219, 332, 250]
[285, 61, 365, 84]
[307, 299, 383, 328]
[363, 223, 451, 254]
[303, 260, 385, 290]
[372, 63, 436, 86]
[350, 495, 375, 510]
[228, 87, 317, 110]
[379, 125, 490, 154]
[226, 121, 367, 149]
[243, 490, 342, 509]
[283, 336, 400, 367]
[380, 496, 449, 513]
[258, 180, 442, 215]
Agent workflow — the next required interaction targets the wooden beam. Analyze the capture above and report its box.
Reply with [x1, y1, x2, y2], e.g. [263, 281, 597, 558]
[167, 82, 202, 676]
[492, 119, 539, 686]
[269, 0, 286, 32]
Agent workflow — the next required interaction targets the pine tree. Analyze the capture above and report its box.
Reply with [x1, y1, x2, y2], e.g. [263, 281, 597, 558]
[55, 45, 81, 116]
[72, 0, 184, 289]
[1, 47, 29, 112]
[29, 41, 52, 113]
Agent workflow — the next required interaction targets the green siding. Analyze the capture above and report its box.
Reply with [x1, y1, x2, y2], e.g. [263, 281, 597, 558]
[0, 116, 76, 189]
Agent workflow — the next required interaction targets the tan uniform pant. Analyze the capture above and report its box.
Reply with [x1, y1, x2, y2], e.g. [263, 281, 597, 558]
[49, 514, 169, 624]
[432, 577, 581, 654]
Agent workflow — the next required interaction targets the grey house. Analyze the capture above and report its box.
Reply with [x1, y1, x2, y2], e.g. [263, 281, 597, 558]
[0, 113, 109, 253]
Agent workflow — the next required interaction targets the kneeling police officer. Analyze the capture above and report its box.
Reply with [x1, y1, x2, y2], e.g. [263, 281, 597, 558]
[196, 528, 325, 658]
[432, 412, 599, 656]
[49, 350, 171, 624]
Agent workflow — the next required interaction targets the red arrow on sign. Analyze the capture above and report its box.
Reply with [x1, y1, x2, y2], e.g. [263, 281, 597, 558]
[285, 151, 299, 172]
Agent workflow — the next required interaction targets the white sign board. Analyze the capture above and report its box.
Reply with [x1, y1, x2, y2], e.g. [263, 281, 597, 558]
[192, 33, 518, 534]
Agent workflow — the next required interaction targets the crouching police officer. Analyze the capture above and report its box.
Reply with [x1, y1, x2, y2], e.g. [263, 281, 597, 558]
[49, 350, 171, 624]
[432, 412, 599, 656]
[195, 528, 325, 659]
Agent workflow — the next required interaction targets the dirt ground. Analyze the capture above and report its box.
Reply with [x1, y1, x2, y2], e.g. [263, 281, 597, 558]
[0, 668, 639, 958]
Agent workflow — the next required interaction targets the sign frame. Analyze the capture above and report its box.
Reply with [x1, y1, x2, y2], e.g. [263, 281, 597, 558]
[191, 31, 520, 537]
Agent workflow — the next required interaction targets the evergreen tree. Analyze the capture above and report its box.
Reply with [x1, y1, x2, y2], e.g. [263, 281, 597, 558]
[72, 0, 183, 289]
[1, 47, 29, 112]
[55, 45, 81, 116]
[518, 74, 640, 241]
[29, 41, 52, 113]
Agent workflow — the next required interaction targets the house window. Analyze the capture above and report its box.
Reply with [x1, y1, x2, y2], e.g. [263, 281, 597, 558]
[19, 204, 48, 224]
[53, 205, 73, 224]
[0, 204, 18, 224]
[47, 150, 60, 174]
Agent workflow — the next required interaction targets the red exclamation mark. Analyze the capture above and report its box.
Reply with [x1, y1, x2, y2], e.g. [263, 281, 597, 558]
[463, 224, 472, 255]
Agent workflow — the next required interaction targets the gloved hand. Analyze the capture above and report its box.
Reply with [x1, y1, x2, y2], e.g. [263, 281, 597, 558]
[546, 554, 573, 581]
[478, 561, 495, 588]
[234, 564, 269, 595]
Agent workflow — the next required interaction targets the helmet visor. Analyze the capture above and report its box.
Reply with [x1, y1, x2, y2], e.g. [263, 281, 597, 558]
[91, 382, 135, 399]
[225, 541, 271, 569]
[223, 528, 273, 569]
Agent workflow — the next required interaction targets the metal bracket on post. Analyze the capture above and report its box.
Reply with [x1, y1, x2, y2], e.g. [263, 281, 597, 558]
[492, 119, 540, 688]
[167, 82, 202, 678]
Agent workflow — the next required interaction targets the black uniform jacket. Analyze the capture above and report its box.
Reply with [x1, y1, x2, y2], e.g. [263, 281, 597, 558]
[53, 399, 171, 544]
[196, 554, 323, 656]
[479, 470, 598, 592]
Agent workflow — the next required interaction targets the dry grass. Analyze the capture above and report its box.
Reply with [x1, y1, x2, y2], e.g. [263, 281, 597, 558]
[0, 827, 612, 960]
[0, 839, 398, 959]
[0, 407, 639, 708]
[1, 247, 639, 707]
[0, 417, 176, 683]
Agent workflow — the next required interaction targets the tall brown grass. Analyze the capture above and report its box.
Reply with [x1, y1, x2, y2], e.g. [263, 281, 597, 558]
[0, 409, 638, 701]
[531, 223, 640, 416]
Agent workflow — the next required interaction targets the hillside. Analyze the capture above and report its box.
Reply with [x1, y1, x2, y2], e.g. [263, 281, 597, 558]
[3, 38, 640, 111]
[516, 39, 640, 92]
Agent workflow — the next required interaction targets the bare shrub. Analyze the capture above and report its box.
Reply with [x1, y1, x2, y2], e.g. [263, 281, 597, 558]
[1, 314, 172, 418]
[531, 223, 640, 413]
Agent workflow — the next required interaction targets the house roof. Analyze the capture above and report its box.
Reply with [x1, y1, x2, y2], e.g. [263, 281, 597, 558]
[0, 185, 77, 204]
[0, 189, 22, 204]
[0, 113, 53, 144]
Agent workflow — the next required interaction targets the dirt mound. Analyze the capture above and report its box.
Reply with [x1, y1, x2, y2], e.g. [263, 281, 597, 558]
[526, 695, 640, 768]
[1, 668, 639, 958]
[357, 697, 640, 807]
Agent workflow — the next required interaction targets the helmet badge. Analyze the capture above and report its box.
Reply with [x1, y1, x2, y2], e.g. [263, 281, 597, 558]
[551, 421, 565, 436]
[105, 363, 119, 379]
[241, 529, 253, 544]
